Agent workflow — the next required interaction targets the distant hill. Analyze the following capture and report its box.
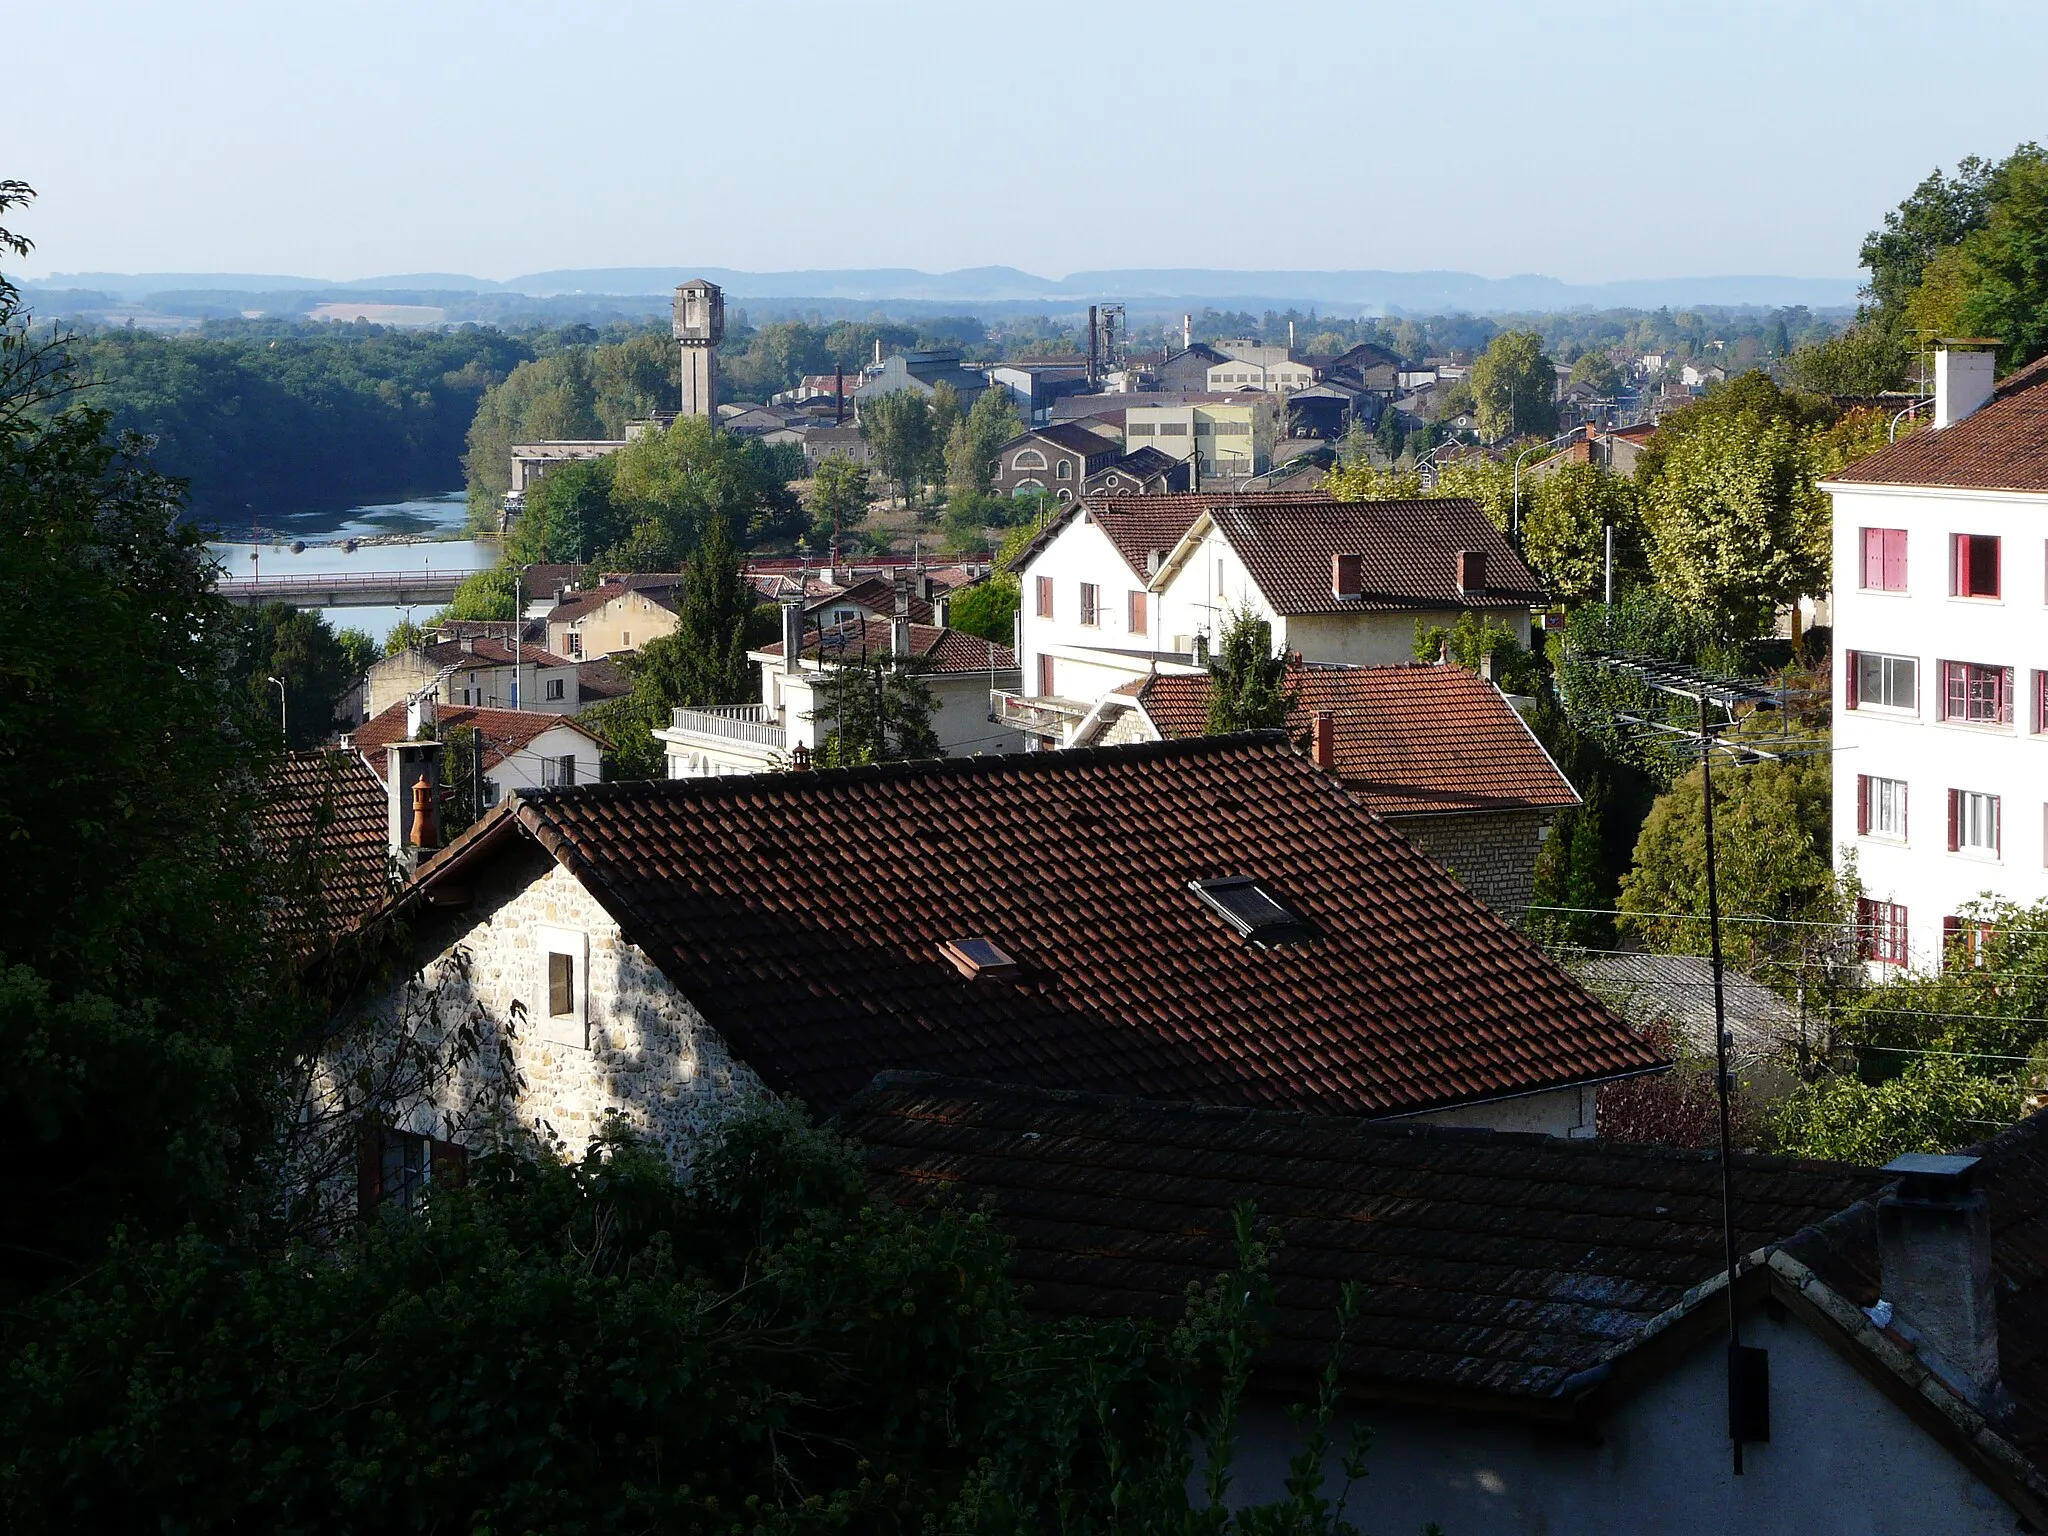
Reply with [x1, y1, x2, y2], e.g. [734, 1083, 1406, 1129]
[23, 265, 1861, 314]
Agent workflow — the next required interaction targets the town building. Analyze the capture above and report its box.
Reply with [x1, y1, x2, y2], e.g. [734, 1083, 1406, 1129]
[353, 734, 1664, 1166]
[364, 634, 582, 719]
[799, 424, 872, 475]
[847, 1074, 2048, 1535]
[355, 699, 608, 801]
[1122, 398, 1270, 479]
[653, 608, 1018, 778]
[1004, 492, 1543, 742]
[990, 423, 1123, 504]
[1152, 341, 1230, 392]
[543, 576, 683, 660]
[1205, 340, 1317, 394]
[1083, 445, 1192, 497]
[854, 348, 988, 410]
[673, 279, 722, 418]
[1824, 342, 2048, 972]
[1100, 661, 1579, 915]
[258, 748, 395, 957]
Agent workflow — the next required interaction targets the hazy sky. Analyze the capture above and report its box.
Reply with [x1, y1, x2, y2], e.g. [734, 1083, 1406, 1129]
[11, 0, 2047, 283]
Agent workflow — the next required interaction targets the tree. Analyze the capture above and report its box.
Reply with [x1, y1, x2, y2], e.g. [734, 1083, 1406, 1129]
[1774, 1057, 2023, 1165]
[1568, 350, 1621, 396]
[607, 414, 799, 562]
[860, 389, 935, 507]
[509, 454, 624, 564]
[1782, 326, 1911, 394]
[807, 454, 871, 554]
[1860, 149, 2034, 328]
[334, 626, 378, 679]
[946, 385, 1024, 496]
[1914, 151, 2048, 367]
[811, 649, 940, 764]
[926, 381, 962, 490]
[670, 514, 756, 707]
[1520, 459, 1641, 603]
[444, 563, 519, 621]
[1469, 331, 1559, 441]
[1205, 609, 1294, 734]
[382, 617, 426, 656]
[1372, 401, 1405, 460]
[1411, 611, 1540, 694]
[233, 602, 358, 747]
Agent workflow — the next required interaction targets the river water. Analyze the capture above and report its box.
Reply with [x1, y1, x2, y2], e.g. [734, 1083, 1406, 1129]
[206, 491, 499, 642]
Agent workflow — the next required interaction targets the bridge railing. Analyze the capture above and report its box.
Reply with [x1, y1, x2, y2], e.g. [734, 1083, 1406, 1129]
[216, 569, 473, 591]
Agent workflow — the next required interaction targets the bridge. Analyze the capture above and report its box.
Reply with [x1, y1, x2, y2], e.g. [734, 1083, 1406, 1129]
[215, 569, 474, 609]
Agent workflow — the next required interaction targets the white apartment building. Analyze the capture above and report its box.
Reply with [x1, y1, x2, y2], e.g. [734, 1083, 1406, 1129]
[1824, 342, 2048, 972]
[1002, 493, 1542, 745]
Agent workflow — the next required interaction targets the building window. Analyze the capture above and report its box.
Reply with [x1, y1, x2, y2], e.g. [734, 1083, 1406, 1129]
[537, 925, 588, 1047]
[565, 632, 582, 658]
[1857, 774, 1907, 840]
[2037, 669, 2048, 733]
[544, 677, 566, 701]
[1037, 654, 1055, 696]
[1860, 527, 1908, 591]
[1035, 575, 1053, 619]
[622, 632, 631, 646]
[1940, 660, 2013, 725]
[357, 1125, 467, 1217]
[1948, 789, 2001, 856]
[1079, 583, 1100, 627]
[1943, 915, 1995, 967]
[1128, 590, 1148, 635]
[1012, 448, 1047, 471]
[1214, 420, 1251, 435]
[1056, 459, 1072, 480]
[549, 950, 574, 1016]
[1128, 423, 1155, 436]
[1848, 651, 1917, 712]
[1952, 533, 2001, 598]
[1856, 898, 1908, 966]
[482, 777, 501, 806]
[1157, 422, 1189, 436]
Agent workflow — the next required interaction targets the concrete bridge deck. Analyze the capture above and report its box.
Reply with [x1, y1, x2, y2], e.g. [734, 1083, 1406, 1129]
[216, 569, 473, 609]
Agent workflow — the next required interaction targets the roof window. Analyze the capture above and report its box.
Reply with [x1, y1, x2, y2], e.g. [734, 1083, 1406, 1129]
[941, 936, 1022, 981]
[1188, 876, 1315, 947]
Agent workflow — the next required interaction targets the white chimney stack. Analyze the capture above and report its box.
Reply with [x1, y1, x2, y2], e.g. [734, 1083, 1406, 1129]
[1182, 314, 1192, 351]
[1934, 342, 1997, 429]
[1877, 1153, 2003, 1410]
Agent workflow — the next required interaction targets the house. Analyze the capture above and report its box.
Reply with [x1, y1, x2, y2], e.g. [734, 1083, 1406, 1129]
[799, 424, 872, 475]
[543, 576, 683, 660]
[990, 423, 1125, 504]
[1122, 397, 1271, 480]
[804, 574, 934, 630]
[1205, 341, 1317, 394]
[1082, 445, 1192, 497]
[1096, 661, 1580, 915]
[1822, 341, 2048, 973]
[1005, 492, 1544, 740]
[1153, 341, 1230, 392]
[355, 733, 1665, 1167]
[653, 609, 1019, 778]
[1319, 341, 1405, 397]
[355, 699, 608, 802]
[1573, 951, 1807, 1105]
[1681, 360, 1728, 390]
[985, 362, 1091, 424]
[365, 634, 582, 719]
[854, 348, 988, 410]
[846, 1074, 2048, 1535]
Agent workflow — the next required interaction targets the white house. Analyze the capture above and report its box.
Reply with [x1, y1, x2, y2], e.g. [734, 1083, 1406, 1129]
[1823, 342, 2048, 973]
[655, 607, 1021, 778]
[354, 699, 608, 804]
[1003, 493, 1543, 746]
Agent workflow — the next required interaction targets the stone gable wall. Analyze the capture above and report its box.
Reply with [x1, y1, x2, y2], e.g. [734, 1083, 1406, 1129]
[345, 845, 763, 1168]
[1391, 809, 1554, 920]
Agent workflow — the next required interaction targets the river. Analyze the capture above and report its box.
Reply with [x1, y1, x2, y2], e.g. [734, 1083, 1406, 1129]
[206, 491, 500, 643]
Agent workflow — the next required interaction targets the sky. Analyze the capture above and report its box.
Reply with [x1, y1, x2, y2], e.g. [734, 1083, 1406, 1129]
[11, 0, 2048, 285]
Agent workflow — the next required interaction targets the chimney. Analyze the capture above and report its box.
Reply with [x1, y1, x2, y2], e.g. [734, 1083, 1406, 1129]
[780, 599, 804, 675]
[1934, 342, 1997, 429]
[406, 692, 436, 739]
[835, 364, 845, 425]
[1088, 304, 1099, 388]
[1877, 1153, 2002, 1409]
[1309, 710, 1335, 770]
[892, 614, 912, 657]
[873, 338, 882, 367]
[1479, 648, 1495, 683]
[1331, 552, 1363, 600]
[934, 592, 951, 629]
[1456, 548, 1487, 594]
[384, 739, 444, 875]
[1182, 313, 1192, 351]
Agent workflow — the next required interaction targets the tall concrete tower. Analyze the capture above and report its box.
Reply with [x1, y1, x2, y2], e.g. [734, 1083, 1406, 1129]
[672, 279, 724, 418]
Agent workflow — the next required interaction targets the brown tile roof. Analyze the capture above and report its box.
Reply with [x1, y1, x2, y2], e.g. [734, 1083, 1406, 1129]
[355, 703, 608, 779]
[256, 749, 393, 951]
[1136, 663, 1578, 815]
[1154, 494, 1544, 614]
[814, 576, 935, 624]
[575, 656, 635, 702]
[1827, 354, 2048, 491]
[1010, 497, 1209, 582]
[1026, 422, 1123, 458]
[430, 735, 1663, 1116]
[1785, 1110, 2048, 1468]
[842, 1074, 1885, 1401]
[420, 636, 576, 669]
[756, 617, 1014, 674]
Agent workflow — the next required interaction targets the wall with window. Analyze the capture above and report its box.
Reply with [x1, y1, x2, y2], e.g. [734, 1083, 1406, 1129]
[1828, 480, 2048, 971]
[1016, 511, 1183, 710]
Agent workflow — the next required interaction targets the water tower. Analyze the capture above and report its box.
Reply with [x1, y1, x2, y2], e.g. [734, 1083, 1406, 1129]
[672, 279, 724, 417]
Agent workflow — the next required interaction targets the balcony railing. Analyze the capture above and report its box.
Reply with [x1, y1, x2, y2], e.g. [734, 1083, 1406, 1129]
[991, 691, 1089, 736]
[667, 703, 785, 748]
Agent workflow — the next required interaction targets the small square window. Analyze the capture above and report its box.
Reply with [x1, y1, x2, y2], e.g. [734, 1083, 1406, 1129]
[1949, 789, 2001, 856]
[1189, 876, 1314, 947]
[1953, 533, 2001, 598]
[545, 677, 566, 701]
[549, 951, 574, 1016]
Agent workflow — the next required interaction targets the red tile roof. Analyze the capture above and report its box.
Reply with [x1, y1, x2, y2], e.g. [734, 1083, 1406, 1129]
[814, 576, 935, 624]
[422, 735, 1663, 1116]
[1828, 353, 2048, 491]
[1160, 494, 1544, 614]
[843, 1074, 1885, 1401]
[420, 636, 576, 669]
[1136, 663, 1578, 815]
[1013, 498, 1208, 581]
[256, 749, 394, 951]
[756, 617, 1014, 674]
[354, 703, 608, 779]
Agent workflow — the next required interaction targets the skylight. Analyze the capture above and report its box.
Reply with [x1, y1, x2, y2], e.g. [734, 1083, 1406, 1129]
[941, 936, 1022, 981]
[1188, 877, 1315, 947]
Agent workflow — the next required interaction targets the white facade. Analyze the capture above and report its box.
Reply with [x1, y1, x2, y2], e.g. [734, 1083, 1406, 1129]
[478, 721, 606, 801]
[1827, 476, 2048, 972]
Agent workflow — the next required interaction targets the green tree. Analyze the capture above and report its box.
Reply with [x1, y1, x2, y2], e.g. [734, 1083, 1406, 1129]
[811, 651, 940, 764]
[233, 603, 358, 747]
[861, 389, 936, 508]
[382, 616, 426, 656]
[1782, 325, 1911, 394]
[946, 384, 1024, 496]
[1773, 1055, 2024, 1165]
[1568, 349, 1621, 396]
[509, 454, 624, 564]
[668, 513, 757, 708]
[1372, 401, 1404, 459]
[807, 454, 872, 553]
[1411, 611, 1540, 695]
[1860, 148, 2040, 328]
[1521, 459, 1641, 603]
[334, 626, 378, 678]
[1916, 152, 2048, 367]
[607, 414, 799, 560]
[1205, 609, 1294, 734]
[444, 563, 520, 621]
[1469, 330, 1559, 441]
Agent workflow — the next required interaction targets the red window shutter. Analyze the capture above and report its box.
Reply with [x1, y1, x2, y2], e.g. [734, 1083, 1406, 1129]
[1948, 788, 1960, 851]
[1038, 654, 1055, 696]
[1856, 774, 1870, 835]
[1844, 652, 1859, 709]
[1944, 915, 1962, 957]
[2001, 668, 2016, 725]
[1952, 533, 1966, 595]
[1884, 529, 1908, 590]
[1863, 528, 1883, 588]
[431, 1138, 469, 1189]
[1854, 896, 1874, 958]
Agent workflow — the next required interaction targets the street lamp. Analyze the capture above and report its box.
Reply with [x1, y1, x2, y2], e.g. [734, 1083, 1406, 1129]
[1511, 428, 1580, 546]
[267, 675, 287, 740]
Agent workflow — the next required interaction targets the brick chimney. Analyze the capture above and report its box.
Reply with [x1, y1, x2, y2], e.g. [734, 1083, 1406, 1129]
[1456, 548, 1487, 595]
[1934, 342, 1997, 429]
[1309, 710, 1335, 770]
[1331, 552, 1362, 600]
[384, 738, 444, 876]
[1878, 1153, 2003, 1410]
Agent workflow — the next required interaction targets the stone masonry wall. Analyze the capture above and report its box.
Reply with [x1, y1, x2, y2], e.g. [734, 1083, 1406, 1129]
[1391, 809, 1554, 921]
[343, 844, 763, 1169]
